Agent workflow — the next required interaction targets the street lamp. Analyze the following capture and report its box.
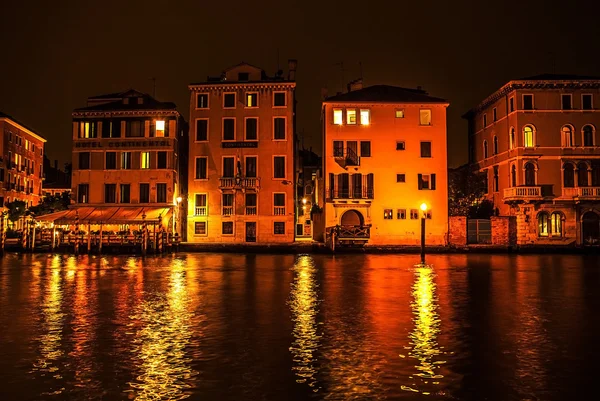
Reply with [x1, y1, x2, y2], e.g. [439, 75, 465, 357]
[420, 202, 428, 264]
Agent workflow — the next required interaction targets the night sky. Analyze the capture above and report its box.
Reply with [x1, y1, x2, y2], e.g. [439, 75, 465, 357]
[1, 0, 599, 168]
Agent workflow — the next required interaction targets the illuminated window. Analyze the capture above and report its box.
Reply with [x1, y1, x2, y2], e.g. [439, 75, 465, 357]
[347, 109, 357, 125]
[538, 213, 549, 237]
[562, 126, 574, 147]
[155, 120, 165, 137]
[410, 209, 419, 219]
[333, 109, 343, 125]
[396, 141, 405, 151]
[419, 109, 432, 125]
[551, 212, 562, 237]
[523, 126, 534, 147]
[561, 94, 572, 110]
[79, 121, 98, 138]
[395, 109, 405, 118]
[195, 194, 207, 216]
[246, 93, 258, 107]
[360, 109, 370, 125]
[397, 209, 406, 219]
[140, 152, 150, 169]
[383, 209, 393, 219]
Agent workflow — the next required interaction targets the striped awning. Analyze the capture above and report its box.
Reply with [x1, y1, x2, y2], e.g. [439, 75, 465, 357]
[36, 207, 172, 225]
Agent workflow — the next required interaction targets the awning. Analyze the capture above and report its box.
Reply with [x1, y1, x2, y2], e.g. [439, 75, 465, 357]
[36, 207, 172, 225]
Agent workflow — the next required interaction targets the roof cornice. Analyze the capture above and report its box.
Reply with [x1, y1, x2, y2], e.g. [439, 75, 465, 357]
[72, 110, 181, 118]
[189, 82, 296, 91]
[0, 117, 47, 142]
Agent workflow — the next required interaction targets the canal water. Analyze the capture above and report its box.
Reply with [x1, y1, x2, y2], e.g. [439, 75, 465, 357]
[1, 253, 599, 401]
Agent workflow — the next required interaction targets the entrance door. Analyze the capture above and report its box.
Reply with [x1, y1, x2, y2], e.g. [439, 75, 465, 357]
[582, 212, 600, 245]
[246, 222, 256, 242]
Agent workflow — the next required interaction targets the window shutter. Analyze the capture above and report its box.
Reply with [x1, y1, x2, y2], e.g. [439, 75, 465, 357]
[431, 174, 436, 190]
[329, 173, 334, 198]
[418, 174, 423, 190]
[366, 173, 374, 198]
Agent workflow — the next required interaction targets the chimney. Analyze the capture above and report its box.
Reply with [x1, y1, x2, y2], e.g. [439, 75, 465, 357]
[347, 78, 363, 92]
[288, 59, 297, 81]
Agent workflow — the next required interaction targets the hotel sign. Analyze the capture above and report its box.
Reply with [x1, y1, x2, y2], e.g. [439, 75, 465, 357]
[222, 141, 258, 148]
[74, 140, 172, 149]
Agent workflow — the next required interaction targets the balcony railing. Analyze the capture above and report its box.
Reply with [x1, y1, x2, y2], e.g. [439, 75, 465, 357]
[246, 206, 257, 215]
[195, 206, 207, 216]
[243, 177, 260, 190]
[222, 206, 234, 216]
[334, 147, 360, 167]
[331, 187, 374, 199]
[563, 187, 600, 198]
[503, 186, 542, 201]
[219, 177, 261, 190]
[274, 206, 286, 215]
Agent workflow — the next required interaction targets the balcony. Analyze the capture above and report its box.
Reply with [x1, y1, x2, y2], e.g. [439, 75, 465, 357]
[274, 206, 286, 216]
[562, 187, 600, 199]
[195, 206, 207, 216]
[246, 206, 257, 215]
[219, 177, 261, 190]
[222, 206, 234, 216]
[334, 147, 360, 168]
[503, 186, 542, 201]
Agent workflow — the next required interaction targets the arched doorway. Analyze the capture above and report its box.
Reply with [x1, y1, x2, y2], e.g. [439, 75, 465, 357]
[340, 209, 364, 226]
[582, 212, 600, 245]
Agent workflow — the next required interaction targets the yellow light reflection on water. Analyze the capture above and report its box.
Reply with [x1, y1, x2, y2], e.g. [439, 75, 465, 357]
[127, 258, 196, 400]
[289, 255, 321, 391]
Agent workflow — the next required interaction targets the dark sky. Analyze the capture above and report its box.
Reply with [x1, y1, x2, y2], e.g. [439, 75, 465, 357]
[1, 0, 599, 168]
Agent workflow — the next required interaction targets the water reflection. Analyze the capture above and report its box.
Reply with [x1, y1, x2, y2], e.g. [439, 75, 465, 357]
[289, 255, 321, 391]
[403, 264, 444, 395]
[127, 258, 196, 400]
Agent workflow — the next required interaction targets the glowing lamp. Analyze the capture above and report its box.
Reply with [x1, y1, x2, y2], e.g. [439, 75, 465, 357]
[420, 203, 428, 212]
[176, 196, 182, 204]
[302, 198, 307, 205]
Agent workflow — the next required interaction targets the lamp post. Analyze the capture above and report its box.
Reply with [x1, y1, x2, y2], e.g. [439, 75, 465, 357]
[420, 202, 428, 264]
[176, 196, 182, 239]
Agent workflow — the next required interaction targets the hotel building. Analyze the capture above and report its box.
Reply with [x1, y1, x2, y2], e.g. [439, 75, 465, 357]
[187, 62, 296, 243]
[0, 112, 46, 209]
[464, 74, 600, 245]
[322, 82, 449, 246]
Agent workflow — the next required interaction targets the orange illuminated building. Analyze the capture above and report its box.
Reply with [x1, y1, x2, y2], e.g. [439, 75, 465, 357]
[465, 74, 600, 245]
[187, 62, 297, 243]
[0, 112, 46, 209]
[322, 82, 449, 246]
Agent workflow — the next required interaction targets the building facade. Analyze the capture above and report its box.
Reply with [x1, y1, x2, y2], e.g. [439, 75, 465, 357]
[322, 83, 449, 246]
[296, 147, 322, 240]
[465, 74, 600, 245]
[0, 112, 46, 209]
[187, 62, 297, 243]
[70, 90, 185, 232]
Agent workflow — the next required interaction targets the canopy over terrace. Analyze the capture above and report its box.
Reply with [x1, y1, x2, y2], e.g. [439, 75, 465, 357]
[36, 207, 172, 227]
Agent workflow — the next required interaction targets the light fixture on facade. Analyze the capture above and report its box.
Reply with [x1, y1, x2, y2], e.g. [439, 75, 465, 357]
[302, 198, 307, 205]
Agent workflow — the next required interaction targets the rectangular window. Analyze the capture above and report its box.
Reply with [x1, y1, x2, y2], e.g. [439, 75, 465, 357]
[245, 156, 257, 178]
[360, 141, 371, 157]
[196, 93, 209, 109]
[78, 152, 90, 169]
[246, 92, 258, 107]
[523, 94, 534, 110]
[194, 221, 207, 235]
[78, 184, 89, 203]
[420, 141, 432, 158]
[222, 221, 234, 234]
[493, 108, 497, 122]
[410, 209, 419, 219]
[196, 119, 208, 141]
[347, 109, 357, 124]
[333, 141, 344, 157]
[274, 117, 286, 140]
[333, 109, 343, 125]
[274, 92, 286, 107]
[195, 194, 207, 216]
[121, 152, 132, 169]
[384, 209, 393, 219]
[79, 121, 98, 138]
[223, 118, 235, 141]
[419, 109, 432, 125]
[582, 94, 593, 110]
[395, 109, 405, 118]
[106, 152, 117, 169]
[153, 120, 166, 137]
[104, 184, 116, 203]
[102, 120, 121, 138]
[396, 173, 406, 183]
[274, 222, 285, 235]
[120, 184, 130, 203]
[273, 156, 286, 178]
[141, 152, 150, 169]
[222, 193, 234, 216]
[156, 183, 167, 203]
[273, 193, 285, 215]
[360, 109, 370, 125]
[483, 114, 487, 127]
[195, 157, 207, 179]
[396, 141, 405, 151]
[509, 97, 514, 112]
[245, 118, 258, 140]
[245, 193, 257, 215]
[157, 151, 167, 169]
[126, 120, 143, 137]
[561, 94, 572, 110]
[223, 157, 235, 178]
[418, 173, 437, 190]
[139, 183, 150, 203]
[397, 209, 406, 219]
[223, 93, 236, 108]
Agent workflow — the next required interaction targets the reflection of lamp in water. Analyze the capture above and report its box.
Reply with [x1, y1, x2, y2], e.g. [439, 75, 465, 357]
[420, 203, 427, 264]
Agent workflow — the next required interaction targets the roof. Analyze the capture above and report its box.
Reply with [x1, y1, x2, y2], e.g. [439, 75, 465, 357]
[36, 206, 172, 225]
[0, 111, 47, 142]
[74, 89, 178, 112]
[518, 73, 600, 81]
[323, 85, 447, 104]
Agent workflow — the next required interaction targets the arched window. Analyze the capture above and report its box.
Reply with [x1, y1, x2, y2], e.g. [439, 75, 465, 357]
[493, 136, 499, 155]
[523, 126, 535, 148]
[563, 163, 575, 188]
[511, 164, 517, 187]
[509, 127, 515, 149]
[551, 212, 563, 237]
[483, 140, 488, 159]
[578, 162, 589, 187]
[583, 125, 595, 147]
[562, 125, 574, 147]
[538, 213, 549, 237]
[525, 162, 536, 186]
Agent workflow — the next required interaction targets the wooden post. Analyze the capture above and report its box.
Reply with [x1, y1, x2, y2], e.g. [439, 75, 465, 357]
[31, 220, 36, 251]
[74, 212, 80, 255]
[141, 212, 147, 256]
[87, 222, 91, 253]
[21, 219, 28, 252]
[51, 225, 56, 251]
[98, 223, 103, 254]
